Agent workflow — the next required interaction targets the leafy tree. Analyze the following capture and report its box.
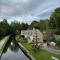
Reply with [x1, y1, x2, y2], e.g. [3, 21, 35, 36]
[38, 20, 49, 31]
[49, 7, 60, 34]
[32, 29, 40, 49]
[0, 19, 9, 37]
[10, 21, 21, 34]
[21, 23, 28, 30]
[30, 21, 38, 29]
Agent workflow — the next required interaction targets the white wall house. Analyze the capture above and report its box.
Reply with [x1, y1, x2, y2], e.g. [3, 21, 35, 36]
[21, 29, 33, 43]
[21, 28, 43, 43]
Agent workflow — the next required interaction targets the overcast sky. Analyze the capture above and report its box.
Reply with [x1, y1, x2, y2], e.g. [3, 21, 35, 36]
[0, 0, 60, 24]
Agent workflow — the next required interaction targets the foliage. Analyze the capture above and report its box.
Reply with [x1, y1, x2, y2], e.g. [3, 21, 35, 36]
[0, 19, 10, 38]
[55, 35, 60, 46]
[49, 7, 60, 34]
[38, 20, 49, 31]
[30, 21, 38, 29]
[0, 19, 28, 39]
[10, 21, 21, 34]
[21, 23, 28, 30]
[29, 20, 49, 31]
[32, 30, 40, 49]
[16, 35, 28, 43]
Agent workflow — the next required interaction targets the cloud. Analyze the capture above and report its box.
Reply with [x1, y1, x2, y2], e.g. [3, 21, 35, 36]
[6, 15, 39, 24]
[0, 0, 60, 23]
[0, 0, 40, 16]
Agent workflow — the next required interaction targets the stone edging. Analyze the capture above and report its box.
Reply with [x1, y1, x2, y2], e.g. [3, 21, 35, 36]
[18, 43, 36, 60]
[0, 36, 9, 56]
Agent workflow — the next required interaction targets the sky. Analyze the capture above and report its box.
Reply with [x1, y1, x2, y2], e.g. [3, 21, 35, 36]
[0, 0, 60, 24]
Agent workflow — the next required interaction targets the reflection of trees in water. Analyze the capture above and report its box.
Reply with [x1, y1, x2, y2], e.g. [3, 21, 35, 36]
[0, 56, 1, 60]
[9, 34, 19, 52]
[2, 34, 19, 54]
[9, 42, 19, 52]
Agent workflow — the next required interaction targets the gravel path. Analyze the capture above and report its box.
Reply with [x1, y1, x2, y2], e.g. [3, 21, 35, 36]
[42, 47, 60, 54]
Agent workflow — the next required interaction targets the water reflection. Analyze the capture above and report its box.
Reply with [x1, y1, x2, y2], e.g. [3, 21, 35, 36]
[9, 42, 19, 52]
[0, 35, 29, 60]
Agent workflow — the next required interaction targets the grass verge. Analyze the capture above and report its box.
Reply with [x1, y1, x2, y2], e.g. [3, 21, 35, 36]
[21, 43, 60, 60]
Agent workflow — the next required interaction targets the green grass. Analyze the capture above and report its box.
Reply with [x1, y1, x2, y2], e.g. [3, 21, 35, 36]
[21, 43, 60, 60]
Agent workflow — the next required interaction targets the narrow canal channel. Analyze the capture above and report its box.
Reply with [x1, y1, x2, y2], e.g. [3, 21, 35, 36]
[0, 36, 29, 60]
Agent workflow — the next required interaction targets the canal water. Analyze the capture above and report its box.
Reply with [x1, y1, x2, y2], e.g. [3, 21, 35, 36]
[0, 36, 29, 60]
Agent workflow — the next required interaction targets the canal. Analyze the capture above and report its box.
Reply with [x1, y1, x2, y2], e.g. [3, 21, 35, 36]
[0, 36, 29, 60]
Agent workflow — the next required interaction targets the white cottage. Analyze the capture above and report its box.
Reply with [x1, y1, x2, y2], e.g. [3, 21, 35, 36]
[21, 28, 43, 43]
[21, 29, 33, 43]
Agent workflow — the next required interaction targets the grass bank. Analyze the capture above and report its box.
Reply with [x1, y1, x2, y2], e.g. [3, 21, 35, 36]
[21, 43, 60, 60]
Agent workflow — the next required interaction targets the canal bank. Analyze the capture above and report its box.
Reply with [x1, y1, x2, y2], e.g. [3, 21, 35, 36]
[17, 42, 35, 60]
[0, 36, 9, 56]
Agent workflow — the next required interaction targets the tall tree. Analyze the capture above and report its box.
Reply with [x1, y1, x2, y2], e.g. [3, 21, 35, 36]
[10, 21, 21, 34]
[38, 20, 49, 31]
[49, 7, 60, 34]
[30, 21, 38, 29]
[32, 29, 42, 49]
[21, 23, 28, 30]
[0, 19, 9, 36]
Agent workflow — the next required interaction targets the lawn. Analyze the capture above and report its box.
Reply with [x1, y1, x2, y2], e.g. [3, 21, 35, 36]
[21, 43, 60, 60]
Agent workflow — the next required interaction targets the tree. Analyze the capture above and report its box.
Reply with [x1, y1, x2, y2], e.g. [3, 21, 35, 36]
[21, 23, 28, 30]
[32, 29, 42, 49]
[0, 19, 9, 37]
[10, 21, 21, 34]
[37, 20, 49, 31]
[30, 21, 38, 29]
[49, 7, 60, 34]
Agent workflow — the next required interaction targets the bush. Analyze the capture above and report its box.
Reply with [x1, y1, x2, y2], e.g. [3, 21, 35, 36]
[56, 38, 60, 46]
[55, 29, 60, 35]
[55, 35, 60, 46]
